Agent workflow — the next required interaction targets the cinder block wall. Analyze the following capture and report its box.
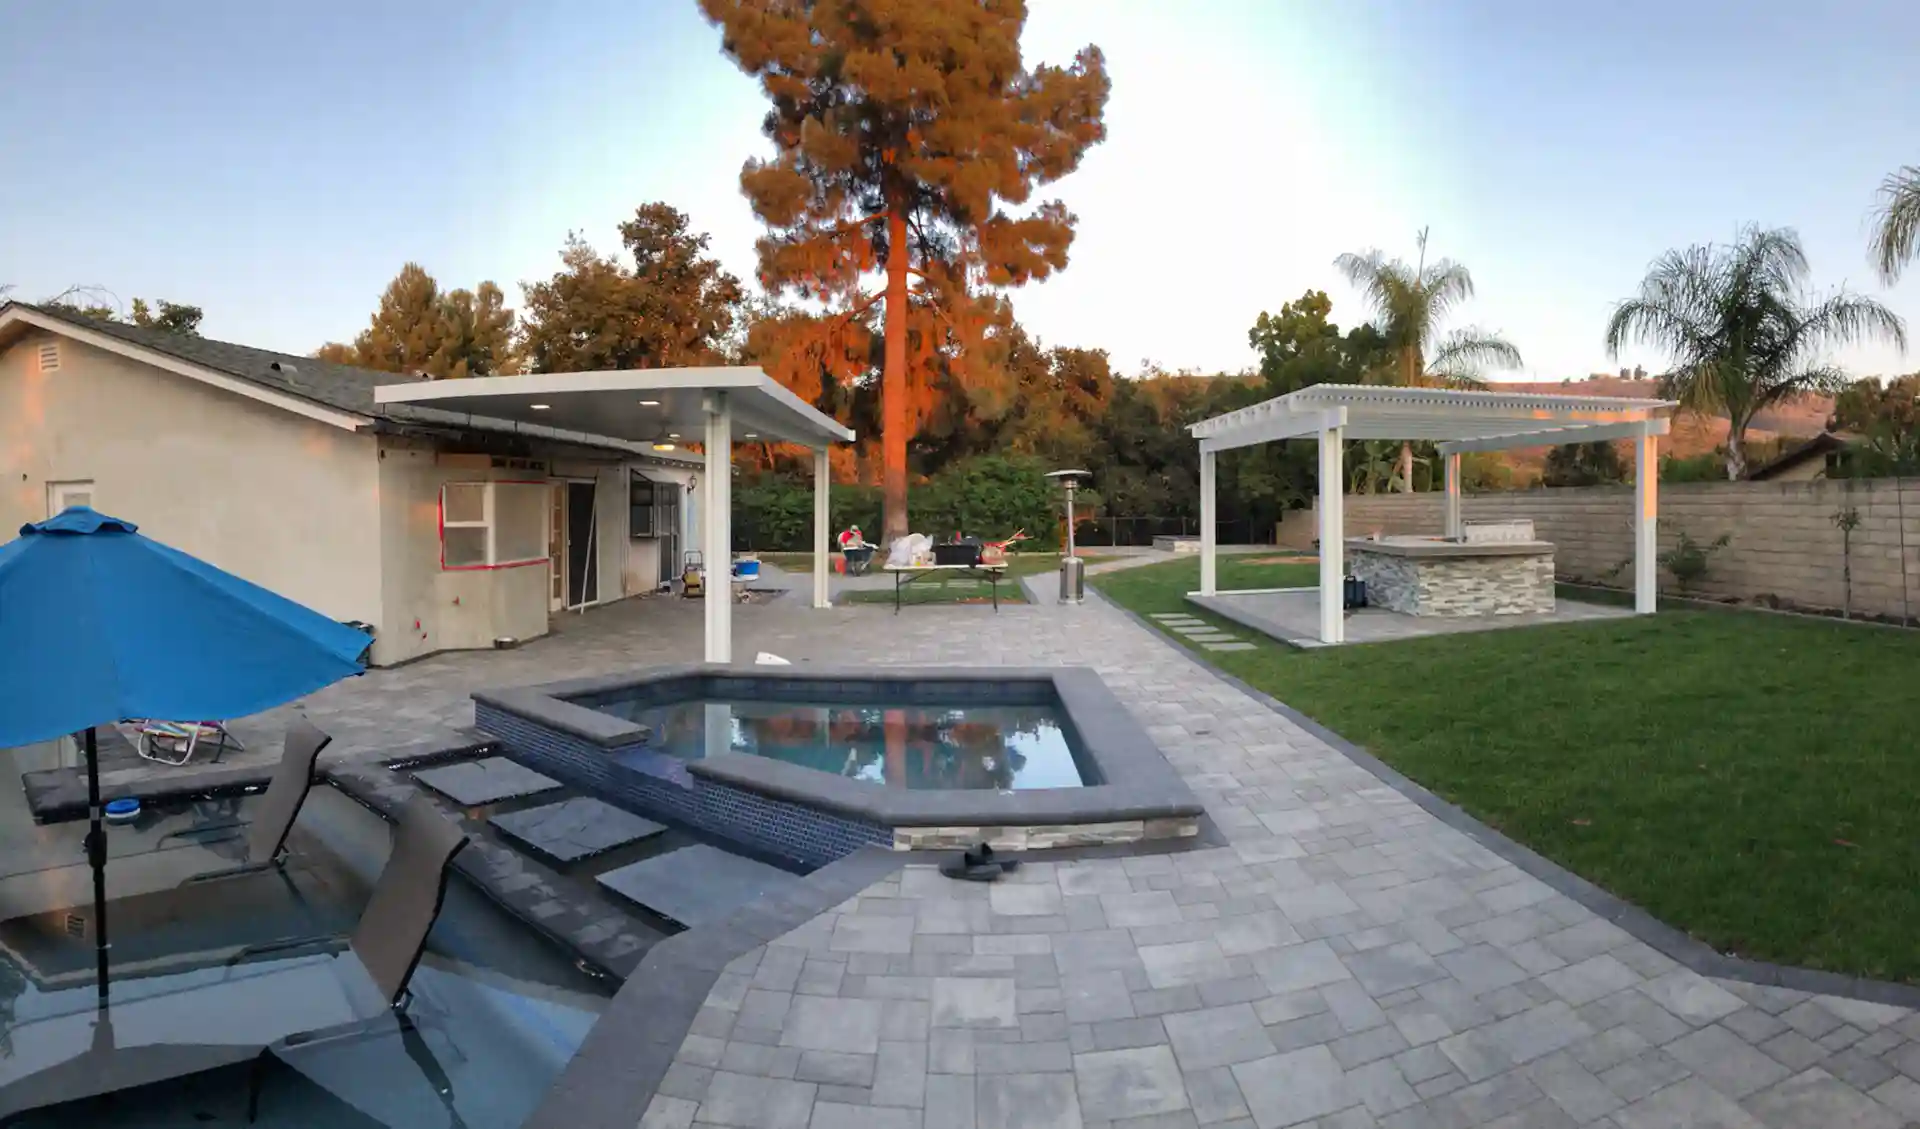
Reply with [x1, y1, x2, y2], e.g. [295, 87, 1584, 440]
[1287, 479, 1920, 621]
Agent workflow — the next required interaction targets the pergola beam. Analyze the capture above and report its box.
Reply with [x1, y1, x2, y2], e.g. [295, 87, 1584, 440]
[1436, 417, 1670, 455]
[1200, 407, 1345, 453]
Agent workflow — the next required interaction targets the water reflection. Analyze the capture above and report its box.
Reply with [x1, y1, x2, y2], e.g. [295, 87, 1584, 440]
[636, 701, 1085, 790]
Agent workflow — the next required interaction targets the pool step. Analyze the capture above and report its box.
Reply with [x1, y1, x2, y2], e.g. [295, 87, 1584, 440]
[595, 843, 798, 929]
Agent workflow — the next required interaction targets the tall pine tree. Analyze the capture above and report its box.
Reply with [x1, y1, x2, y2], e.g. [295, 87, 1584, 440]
[702, 0, 1109, 539]
[318, 263, 515, 378]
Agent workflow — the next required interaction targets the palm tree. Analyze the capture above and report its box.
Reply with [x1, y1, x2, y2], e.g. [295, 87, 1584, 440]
[1870, 166, 1920, 284]
[1606, 225, 1906, 480]
[1336, 229, 1523, 490]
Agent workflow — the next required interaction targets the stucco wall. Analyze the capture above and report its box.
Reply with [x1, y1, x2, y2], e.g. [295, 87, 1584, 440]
[1291, 479, 1920, 621]
[376, 439, 559, 664]
[0, 329, 382, 624]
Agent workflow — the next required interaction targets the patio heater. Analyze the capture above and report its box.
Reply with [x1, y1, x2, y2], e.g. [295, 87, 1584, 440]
[1045, 469, 1091, 604]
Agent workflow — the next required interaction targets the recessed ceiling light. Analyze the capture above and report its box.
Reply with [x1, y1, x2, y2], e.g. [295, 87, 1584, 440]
[744, 432, 759, 439]
[529, 403, 550, 410]
[668, 432, 681, 439]
[639, 399, 661, 407]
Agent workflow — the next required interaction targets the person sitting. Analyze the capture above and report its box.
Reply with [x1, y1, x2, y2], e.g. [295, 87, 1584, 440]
[838, 525, 874, 575]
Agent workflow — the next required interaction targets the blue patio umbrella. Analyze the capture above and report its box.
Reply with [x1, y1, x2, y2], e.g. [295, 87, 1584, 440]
[0, 507, 371, 1000]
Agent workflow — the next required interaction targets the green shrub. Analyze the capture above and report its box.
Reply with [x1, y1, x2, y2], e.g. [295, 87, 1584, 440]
[730, 455, 1058, 550]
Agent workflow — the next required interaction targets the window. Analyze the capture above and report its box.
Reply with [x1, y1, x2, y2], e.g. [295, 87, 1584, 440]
[440, 481, 549, 569]
[630, 476, 656, 537]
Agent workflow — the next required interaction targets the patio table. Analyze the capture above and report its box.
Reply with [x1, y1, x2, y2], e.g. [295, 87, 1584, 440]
[881, 563, 1008, 614]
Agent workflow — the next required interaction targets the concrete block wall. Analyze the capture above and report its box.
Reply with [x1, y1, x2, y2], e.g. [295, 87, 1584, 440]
[1298, 478, 1920, 622]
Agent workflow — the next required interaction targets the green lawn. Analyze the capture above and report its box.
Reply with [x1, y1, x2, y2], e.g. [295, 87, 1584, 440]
[1095, 557, 1920, 983]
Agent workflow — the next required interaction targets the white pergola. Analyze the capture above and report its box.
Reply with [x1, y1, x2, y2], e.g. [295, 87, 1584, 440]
[375, 367, 855, 664]
[1188, 384, 1677, 644]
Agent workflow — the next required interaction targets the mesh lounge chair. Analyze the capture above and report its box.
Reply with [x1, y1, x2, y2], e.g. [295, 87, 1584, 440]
[134, 719, 243, 766]
[171, 718, 332, 884]
[0, 794, 471, 1124]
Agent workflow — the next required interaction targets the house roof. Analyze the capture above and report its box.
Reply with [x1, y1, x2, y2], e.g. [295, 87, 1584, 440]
[4, 300, 409, 417]
[0, 301, 700, 464]
[1746, 431, 1849, 481]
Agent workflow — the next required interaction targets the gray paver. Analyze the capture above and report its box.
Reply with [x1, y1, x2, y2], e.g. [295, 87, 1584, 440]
[599, 844, 799, 928]
[1162, 1004, 1277, 1070]
[934, 978, 1020, 1029]
[412, 756, 559, 805]
[782, 996, 884, 1054]
[1231, 1046, 1351, 1127]
[486, 795, 664, 861]
[977, 1073, 1083, 1129]
[1074, 1045, 1190, 1121]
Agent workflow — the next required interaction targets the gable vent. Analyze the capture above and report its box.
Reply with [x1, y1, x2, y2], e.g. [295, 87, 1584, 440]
[36, 341, 60, 373]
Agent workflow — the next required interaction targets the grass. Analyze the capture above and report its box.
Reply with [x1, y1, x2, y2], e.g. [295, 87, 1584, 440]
[1095, 556, 1920, 984]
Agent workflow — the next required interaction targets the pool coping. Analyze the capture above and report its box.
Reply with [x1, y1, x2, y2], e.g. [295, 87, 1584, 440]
[1095, 582, 1920, 1012]
[471, 664, 1204, 830]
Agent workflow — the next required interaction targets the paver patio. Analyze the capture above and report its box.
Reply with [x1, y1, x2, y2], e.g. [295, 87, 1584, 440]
[193, 561, 1920, 1127]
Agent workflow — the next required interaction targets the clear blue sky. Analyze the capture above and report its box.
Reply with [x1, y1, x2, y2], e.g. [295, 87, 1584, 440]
[4, 0, 1918, 381]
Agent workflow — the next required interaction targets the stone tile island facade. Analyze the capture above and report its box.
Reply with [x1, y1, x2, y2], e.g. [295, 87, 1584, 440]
[1348, 524, 1556, 617]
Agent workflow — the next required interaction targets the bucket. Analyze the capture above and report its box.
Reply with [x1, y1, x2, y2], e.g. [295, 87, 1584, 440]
[733, 557, 761, 580]
[104, 798, 142, 825]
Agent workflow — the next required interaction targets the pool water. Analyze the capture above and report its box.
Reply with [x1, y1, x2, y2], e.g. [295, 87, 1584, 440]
[604, 699, 1087, 790]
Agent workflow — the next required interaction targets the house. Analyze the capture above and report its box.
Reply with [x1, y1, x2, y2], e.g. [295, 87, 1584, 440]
[1746, 431, 1850, 482]
[0, 301, 703, 666]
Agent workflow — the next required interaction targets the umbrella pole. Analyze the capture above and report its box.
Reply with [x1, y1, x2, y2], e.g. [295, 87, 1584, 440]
[84, 726, 110, 1002]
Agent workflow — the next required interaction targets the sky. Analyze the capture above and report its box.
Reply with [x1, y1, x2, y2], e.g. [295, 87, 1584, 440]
[4, 0, 1920, 383]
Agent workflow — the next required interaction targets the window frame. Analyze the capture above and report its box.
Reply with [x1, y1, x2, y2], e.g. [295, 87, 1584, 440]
[439, 480, 551, 571]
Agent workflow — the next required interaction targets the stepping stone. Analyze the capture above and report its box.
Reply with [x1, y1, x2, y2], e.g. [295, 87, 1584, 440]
[1150, 613, 1200, 621]
[413, 757, 560, 806]
[1170, 625, 1222, 636]
[489, 797, 665, 863]
[597, 843, 797, 928]
[1186, 633, 1240, 643]
[1204, 641, 1258, 652]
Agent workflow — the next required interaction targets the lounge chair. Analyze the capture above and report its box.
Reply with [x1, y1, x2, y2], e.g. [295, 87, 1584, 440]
[134, 719, 243, 766]
[172, 717, 332, 884]
[0, 793, 471, 1124]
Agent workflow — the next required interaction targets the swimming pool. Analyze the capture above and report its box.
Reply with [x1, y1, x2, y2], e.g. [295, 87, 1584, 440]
[597, 697, 1086, 791]
[474, 666, 1204, 864]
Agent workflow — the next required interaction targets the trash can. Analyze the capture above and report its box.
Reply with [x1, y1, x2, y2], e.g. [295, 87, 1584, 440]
[1059, 555, 1085, 605]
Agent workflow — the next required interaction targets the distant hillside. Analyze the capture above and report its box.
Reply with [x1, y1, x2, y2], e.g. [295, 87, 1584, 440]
[1487, 376, 1833, 482]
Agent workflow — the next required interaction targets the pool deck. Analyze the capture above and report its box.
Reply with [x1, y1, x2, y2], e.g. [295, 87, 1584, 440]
[28, 559, 1920, 1129]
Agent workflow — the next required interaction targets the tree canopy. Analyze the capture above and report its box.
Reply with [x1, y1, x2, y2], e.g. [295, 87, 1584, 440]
[1334, 230, 1522, 489]
[703, 0, 1110, 538]
[1606, 225, 1907, 479]
[36, 288, 203, 336]
[519, 203, 744, 373]
[317, 263, 514, 378]
[1869, 165, 1920, 285]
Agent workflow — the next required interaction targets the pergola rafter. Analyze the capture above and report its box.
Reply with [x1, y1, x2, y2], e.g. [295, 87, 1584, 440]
[1187, 384, 1677, 643]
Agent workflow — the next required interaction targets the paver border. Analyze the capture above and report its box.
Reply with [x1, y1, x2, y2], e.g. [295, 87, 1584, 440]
[1092, 583, 1920, 1011]
[520, 845, 908, 1129]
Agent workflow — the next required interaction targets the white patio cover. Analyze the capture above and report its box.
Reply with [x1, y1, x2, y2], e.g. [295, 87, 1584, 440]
[1187, 384, 1677, 643]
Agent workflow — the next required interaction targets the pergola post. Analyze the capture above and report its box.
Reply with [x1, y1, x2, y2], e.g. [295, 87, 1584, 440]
[1318, 423, 1345, 644]
[1444, 452, 1463, 539]
[812, 446, 831, 609]
[1634, 423, 1658, 614]
[704, 392, 732, 663]
[1199, 448, 1217, 595]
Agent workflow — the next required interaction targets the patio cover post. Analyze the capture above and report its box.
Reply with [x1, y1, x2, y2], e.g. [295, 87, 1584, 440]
[1199, 449, 1217, 595]
[812, 446, 830, 609]
[1634, 422, 1658, 614]
[704, 392, 732, 663]
[1444, 452, 1463, 539]
[1318, 422, 1345, 644]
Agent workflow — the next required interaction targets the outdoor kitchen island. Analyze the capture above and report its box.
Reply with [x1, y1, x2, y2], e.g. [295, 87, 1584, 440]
[1347, 522, 1556, 617]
